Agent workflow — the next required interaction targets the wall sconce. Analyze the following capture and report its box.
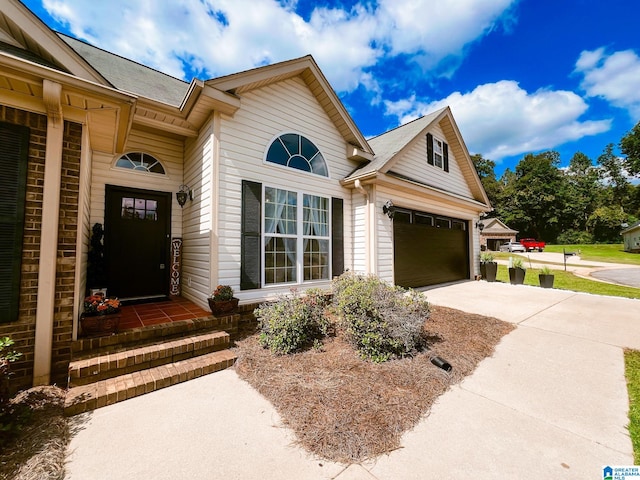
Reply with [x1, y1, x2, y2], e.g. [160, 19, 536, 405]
[476, 212, 486, 232]
[382, 200, 395, 219]
[176, 184, 193, 208]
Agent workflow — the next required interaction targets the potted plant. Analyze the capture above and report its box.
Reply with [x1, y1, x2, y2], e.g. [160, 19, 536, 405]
[80, 293, 121, 336]
[208, 285, 239, 316]
[508, 258, 526, 285]
[538, 266, 555, 289]
[480, 252, 498, 282]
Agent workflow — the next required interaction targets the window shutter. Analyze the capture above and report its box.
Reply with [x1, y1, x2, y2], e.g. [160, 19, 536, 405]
[426, 133, 434, 166]
[0, 122, 30, 323]
[241, 180, 262, 290]
[443, 142, 449, 172]
[331, 197, 344, 277]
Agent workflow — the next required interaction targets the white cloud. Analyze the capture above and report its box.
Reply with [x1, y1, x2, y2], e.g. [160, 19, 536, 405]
[576, 47, 640, 119]
[39, 0, 517, 92]
[384, 80, 611, 160]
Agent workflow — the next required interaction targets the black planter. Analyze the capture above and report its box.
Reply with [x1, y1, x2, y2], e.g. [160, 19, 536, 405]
[480, 262, 498, 282]
[508, 267, 526, 285]
[539, 274, 555, 289]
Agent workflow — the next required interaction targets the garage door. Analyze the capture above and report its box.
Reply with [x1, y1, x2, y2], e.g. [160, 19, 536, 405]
[393, 208, 469, 288]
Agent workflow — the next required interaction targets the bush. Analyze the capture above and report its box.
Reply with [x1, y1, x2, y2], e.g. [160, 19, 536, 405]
[331, 273, 429, 363]
[0, 337, 24, 447]
[556, 229, 594, 245]
[256, 289, 330, 355]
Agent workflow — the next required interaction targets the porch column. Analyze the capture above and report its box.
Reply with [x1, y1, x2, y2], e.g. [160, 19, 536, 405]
[33, 80, 64, 386]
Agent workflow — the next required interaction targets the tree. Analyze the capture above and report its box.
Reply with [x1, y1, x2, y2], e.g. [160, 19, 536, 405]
[564, 152, 603, 232]
[471, 153, 501, 209]
[498, 151, 568, 241]
[597, 143, 630, 209]
[620, 121, 640, 177]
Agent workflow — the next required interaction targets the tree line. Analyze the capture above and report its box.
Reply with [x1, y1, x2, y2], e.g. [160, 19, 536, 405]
[473, 121, 640, 244]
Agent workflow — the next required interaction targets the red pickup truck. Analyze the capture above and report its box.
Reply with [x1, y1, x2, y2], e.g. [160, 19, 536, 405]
[520, 238, 545, 252]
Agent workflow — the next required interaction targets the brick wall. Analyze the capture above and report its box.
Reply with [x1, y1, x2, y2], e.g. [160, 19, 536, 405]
[0, 106, 81, 391]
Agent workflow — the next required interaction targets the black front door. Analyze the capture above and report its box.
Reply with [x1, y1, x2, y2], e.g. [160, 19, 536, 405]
[105, 185, 171, 300]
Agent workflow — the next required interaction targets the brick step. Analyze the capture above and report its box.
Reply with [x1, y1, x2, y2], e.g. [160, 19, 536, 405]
[64, 349, 237, 416]
[71, 314, 240, 356]
[68, 330, 231, 387]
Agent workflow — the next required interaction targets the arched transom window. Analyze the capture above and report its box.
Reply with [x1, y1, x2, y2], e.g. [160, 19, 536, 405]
[115, 152, 165, 174]
[266, 133, 328, 177]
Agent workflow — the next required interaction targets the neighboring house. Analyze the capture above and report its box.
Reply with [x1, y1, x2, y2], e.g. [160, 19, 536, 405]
[479, 218, 518, 251]
[0, 0, 490, 391]
[621, 221, 640, 253]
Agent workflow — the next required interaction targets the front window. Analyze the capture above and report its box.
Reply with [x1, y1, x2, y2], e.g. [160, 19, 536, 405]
[263, 187, 330, 285]
[265, 133, 329, 177]
[433, 137, 444, 168]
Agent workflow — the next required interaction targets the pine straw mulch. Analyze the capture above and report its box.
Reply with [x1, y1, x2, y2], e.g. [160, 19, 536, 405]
[0, 386, 68, 480]
[234, 305, 515, 463]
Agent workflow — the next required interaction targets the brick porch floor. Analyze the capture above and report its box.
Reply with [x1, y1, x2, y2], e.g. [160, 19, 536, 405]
[118, 296, 211, 331]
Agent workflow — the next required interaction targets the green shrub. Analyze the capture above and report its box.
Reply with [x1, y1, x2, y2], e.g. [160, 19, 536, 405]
[256, 289, 330, 355]
[0, 337, 24, 447]
[331, 273, 429, 363]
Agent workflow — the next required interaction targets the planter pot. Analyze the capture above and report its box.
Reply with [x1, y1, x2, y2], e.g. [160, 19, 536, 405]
[208, 297, 239, 316]
[80, 312, 121, 337]
[480, 262, 498, 282]
[508, 267, 526, 285]
[539, 274, 555, 289]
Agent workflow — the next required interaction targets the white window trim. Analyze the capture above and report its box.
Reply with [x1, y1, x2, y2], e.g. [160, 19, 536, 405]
[432, 136, 444, 169]
[261, 185, 332, 287]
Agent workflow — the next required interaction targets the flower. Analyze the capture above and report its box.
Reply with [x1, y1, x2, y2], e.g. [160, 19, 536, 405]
[83, 293, 121, 315]
[210, 285, 234, 301]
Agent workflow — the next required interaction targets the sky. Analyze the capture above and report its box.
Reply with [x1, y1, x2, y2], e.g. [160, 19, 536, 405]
[21, 0, 640, 176]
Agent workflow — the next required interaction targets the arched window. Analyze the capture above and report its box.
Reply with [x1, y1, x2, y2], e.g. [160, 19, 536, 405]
[115, 152, 165, 174]
[266, 133, 328, 177]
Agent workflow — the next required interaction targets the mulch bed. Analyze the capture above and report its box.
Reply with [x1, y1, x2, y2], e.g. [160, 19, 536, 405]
[0, 386, 68, 480]
[234, 305, 514, 463]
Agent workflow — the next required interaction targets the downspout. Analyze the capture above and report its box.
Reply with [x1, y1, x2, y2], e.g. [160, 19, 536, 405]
[354, 179, 373, 274]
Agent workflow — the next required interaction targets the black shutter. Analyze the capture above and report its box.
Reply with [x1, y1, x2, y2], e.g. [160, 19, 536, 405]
[443, 142, 449, 172]
[240, 180, 262, 290]
[0, 122, 30, 323]
[331, 197, 344, 277]
[426, 133, 434, 166]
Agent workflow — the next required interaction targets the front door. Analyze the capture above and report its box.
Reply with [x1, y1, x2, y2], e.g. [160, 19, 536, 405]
[105, 185, 171, 300]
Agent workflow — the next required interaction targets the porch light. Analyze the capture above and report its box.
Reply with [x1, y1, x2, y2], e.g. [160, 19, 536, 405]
[382, 200, 395, 219]
[176, 184, 192, 207]
[476, 212, 486, 231]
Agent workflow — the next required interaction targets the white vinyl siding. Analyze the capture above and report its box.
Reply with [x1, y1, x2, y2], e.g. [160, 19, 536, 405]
[392, 124, 472, 198]
[215, 77, 358, 301]
[352, 190, 368, 274]
[180, 118, 216, 306]
[89, 128, 185, 239]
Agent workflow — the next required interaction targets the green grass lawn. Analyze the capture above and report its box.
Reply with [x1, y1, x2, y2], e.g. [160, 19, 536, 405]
[625, 349, 640, 463]
[493, 265, 640, 299]
[544, 244, 640, 266]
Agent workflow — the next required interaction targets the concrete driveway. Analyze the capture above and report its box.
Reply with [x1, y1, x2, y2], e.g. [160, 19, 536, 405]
[65, 282, 638, 480]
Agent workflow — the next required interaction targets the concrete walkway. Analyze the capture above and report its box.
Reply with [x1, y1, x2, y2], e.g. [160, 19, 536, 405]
[65, 282, 638, 480]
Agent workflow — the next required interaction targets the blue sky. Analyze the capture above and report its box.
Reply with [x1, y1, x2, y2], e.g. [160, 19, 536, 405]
[22, 0, 640, 176]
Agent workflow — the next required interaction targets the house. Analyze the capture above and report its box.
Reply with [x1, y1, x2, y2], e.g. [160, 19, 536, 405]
[479, 218, 519, 251]
[621, 220, 640, 253]
[0, 0, 490, 393]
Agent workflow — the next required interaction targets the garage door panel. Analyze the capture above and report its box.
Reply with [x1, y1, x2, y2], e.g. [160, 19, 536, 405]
[394, 216, 469, 288]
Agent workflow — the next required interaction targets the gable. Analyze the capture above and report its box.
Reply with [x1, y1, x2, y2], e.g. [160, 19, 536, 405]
[207, 56, 373, 162]
[345, 107, 489, 208]
[0, 0, 106, 84]
[389, 121, 472, 198]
